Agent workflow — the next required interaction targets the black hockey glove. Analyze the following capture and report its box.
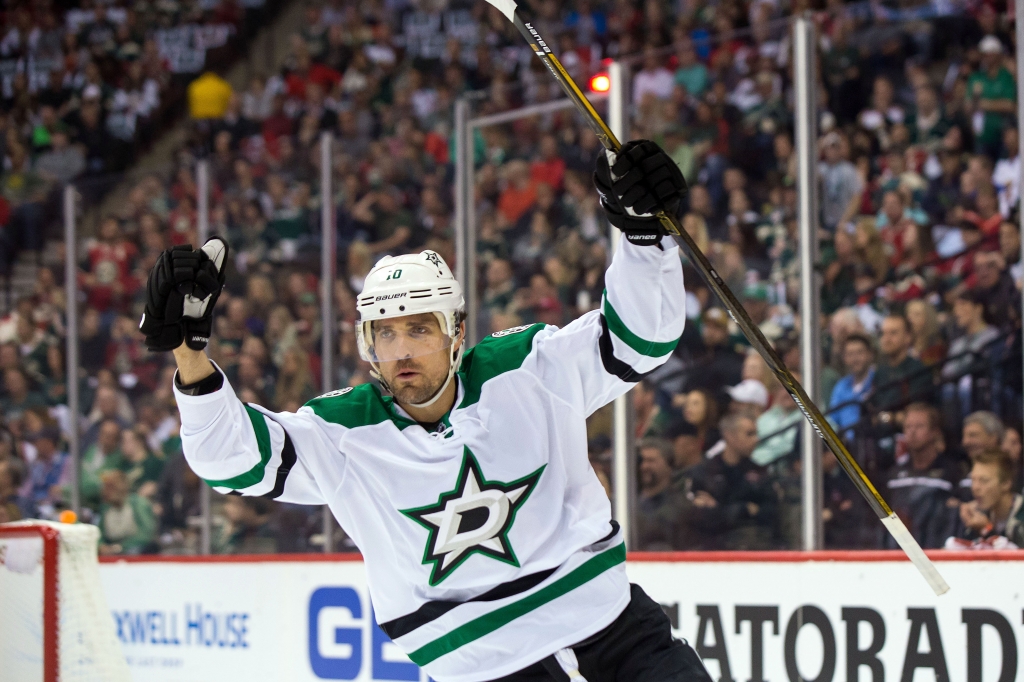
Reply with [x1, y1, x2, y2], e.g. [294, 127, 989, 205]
[593, 139, 688, 247]
[139, 238, 228, 352]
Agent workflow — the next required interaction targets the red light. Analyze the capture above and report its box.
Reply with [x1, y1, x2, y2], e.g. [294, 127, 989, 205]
[589, 74, 610, 93]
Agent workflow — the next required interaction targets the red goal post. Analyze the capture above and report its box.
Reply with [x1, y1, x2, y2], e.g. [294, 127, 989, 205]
[0, 521, 130, 682]
[0, 522, 59, 682]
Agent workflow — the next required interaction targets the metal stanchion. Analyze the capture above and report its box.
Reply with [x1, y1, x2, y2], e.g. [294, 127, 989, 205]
[608, 60, 636, 549]
[454, 98, 469, 302]
[463, 105, 479, 346]
[63, 186, 80, 517]
[197, 160, 210, 243]
[320, 132, 336, 553]
[794, 15, 823, 551]
[196, 160, 212, 555]
[461, 94, 606, 344]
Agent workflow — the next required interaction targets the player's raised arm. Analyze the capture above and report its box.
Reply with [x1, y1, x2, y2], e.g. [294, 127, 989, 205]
[139, 239, 328, 505]
[527, 140, 688, 415]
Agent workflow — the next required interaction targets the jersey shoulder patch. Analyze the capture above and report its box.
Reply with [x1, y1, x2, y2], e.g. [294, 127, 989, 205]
[304, 383, 414, 430]
[458, 323, 546, 408]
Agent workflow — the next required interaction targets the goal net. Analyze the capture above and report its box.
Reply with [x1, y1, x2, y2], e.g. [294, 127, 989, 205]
[0, 520, 130, 682]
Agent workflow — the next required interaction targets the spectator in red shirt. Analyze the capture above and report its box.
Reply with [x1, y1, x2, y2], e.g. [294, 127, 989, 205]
[877, 190, 919, 266]
[81, 218, 138, 316]
[497, 160, 538, 227]
[284, 53, 341, 101]
[166, 195, 197, 247]
[530, 135, 566, 191]
[963, 184, 1002, 250]
[262, 94, 294, 143]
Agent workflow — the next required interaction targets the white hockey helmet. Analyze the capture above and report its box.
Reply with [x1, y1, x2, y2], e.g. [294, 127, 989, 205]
[355, 250, 466, 407]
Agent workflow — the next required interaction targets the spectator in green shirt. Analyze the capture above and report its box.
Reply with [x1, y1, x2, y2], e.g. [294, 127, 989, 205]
[0, 368, 47, 422]
[79, 419, 127, 510]
[673, 40, 708, 98]
[872, 314, 933, 411]
[822, 19, 861, 125]
[906, 85, 950, 149]
[121, 427, 164, 501]
[482, 258, 515, 318]
[752, 376, 803, 466]
[97, 469, 157, 555]
[967, 36, 1016, 158]
[352, 185, 414, 255]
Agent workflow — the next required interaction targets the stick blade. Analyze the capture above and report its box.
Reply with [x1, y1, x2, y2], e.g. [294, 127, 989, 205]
[881, 513, 951, 595]
[482, 0, 518, 22]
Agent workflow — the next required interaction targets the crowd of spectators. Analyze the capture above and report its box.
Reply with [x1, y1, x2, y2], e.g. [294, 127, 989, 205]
[620, 1, 1024, 550]
[0, 0, 1023, 555]
[0, 0, 278, 279]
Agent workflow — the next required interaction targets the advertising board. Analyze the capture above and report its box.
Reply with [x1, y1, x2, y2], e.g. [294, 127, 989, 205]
[97, 553, 1023, 681]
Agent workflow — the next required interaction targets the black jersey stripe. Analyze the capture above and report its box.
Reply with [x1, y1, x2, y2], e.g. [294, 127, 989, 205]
[380, 521, 619, 641]
[260, 417, 297, 500]
[599, 314, 653, 383]
[597, 519, 620, 544]
[380, 566, 558, 640]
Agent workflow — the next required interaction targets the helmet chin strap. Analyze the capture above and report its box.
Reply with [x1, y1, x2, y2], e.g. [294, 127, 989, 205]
[408, 342, 465, 410]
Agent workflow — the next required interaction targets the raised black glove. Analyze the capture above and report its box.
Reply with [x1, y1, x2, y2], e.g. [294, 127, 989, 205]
[593, 139, 688, 246]
[139, 238, 228, 352]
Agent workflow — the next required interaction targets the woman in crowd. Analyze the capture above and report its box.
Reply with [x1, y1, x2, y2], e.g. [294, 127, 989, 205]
[121, 427, 163, 500]
[680, 389, 720, 454]
[274, 346, 317, 410]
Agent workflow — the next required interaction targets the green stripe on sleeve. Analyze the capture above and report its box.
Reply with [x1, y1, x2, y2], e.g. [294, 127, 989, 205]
[602, 293, 679, 357]
[202, 405, 274, 489]
[408, 543, 626, 666]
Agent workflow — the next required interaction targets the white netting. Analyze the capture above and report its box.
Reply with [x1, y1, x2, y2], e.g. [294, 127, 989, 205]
[0, 521, 130, 682]
[1, 529, 45, 680]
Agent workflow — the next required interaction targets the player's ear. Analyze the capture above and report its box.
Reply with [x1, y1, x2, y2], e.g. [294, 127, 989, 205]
[456, 320, 467, 348]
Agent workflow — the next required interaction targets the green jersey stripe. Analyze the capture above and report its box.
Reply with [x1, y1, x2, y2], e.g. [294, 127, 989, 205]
[202, 405, 273, 489]
[458, 324, 545, 408]
[408, 542, 626, 666]
[602, 294, 678, 357]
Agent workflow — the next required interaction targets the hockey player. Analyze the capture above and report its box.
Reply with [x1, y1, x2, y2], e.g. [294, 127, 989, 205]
[138, 141, 711, 682]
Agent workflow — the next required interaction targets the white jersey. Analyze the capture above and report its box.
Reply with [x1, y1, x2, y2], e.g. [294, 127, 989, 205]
[175, 236, 685, 682]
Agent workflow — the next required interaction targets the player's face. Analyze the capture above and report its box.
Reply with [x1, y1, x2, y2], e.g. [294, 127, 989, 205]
[374, 314, 455, 406]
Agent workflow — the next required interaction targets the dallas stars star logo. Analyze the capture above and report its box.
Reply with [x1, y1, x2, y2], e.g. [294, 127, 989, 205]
[400, 448, 544, 586]
[424, 252, 443, 268]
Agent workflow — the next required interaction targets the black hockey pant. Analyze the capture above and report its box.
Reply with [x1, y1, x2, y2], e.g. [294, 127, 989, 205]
[493, 583, 713, 682]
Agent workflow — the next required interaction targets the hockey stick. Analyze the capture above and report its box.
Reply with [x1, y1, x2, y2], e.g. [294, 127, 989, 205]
[482, 0, 949, 595]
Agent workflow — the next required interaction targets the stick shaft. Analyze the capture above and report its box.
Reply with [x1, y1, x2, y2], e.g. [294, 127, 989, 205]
[510, 14, 888, 519]
[502, 7, 948, 594]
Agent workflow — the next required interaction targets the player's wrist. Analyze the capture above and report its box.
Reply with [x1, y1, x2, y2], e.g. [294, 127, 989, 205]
[172, 344, 216, 385]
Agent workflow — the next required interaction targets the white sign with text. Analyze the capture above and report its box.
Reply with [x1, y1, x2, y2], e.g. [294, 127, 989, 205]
[96, 556, 1023, 682]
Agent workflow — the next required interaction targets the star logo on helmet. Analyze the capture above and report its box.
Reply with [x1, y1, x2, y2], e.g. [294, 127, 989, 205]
[400, 448, 544, 586]
[424, 252, 443, 268]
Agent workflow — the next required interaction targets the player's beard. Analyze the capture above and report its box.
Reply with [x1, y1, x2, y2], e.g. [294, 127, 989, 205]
[381, 352, 450, 406]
